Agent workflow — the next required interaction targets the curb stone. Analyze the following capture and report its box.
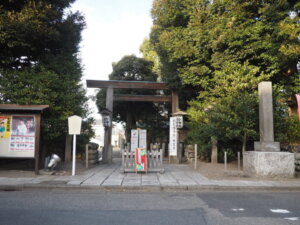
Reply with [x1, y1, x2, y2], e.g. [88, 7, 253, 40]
[1, 183, 300, 192]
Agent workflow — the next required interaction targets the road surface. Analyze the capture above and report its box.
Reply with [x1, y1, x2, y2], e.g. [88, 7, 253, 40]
[0, 190, 299, 225]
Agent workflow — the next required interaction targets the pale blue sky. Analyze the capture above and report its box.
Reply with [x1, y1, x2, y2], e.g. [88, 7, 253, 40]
[72, 0, 153, 81]
[71, 0, 153, 117]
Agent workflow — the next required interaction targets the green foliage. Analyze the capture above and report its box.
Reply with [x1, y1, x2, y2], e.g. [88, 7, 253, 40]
[284, 115, 300, 143]
[77, 117, 95, 153]
[273, 92, 300, 144]
[109, 55, 158, 82]
[188, 92, 259, 157]
[96, 55, 169, 142]
[0, 0, 92, 156]
[150, 0, 300, 155]
[140, 38, 162, 78]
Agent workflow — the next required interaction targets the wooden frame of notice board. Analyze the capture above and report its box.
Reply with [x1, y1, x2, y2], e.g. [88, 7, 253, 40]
[0, 104, 49, 174]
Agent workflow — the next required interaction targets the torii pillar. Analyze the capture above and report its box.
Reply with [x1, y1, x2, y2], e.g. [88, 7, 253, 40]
[103, 87, 113, 163]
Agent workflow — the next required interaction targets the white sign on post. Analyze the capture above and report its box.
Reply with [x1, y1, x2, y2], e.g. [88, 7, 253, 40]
[169, 117, 177, 156]
[131, 129, 147, 151]
[68, 115, 82, 135]
[138, 129, 147, 149]
[68, 115, 82, 176]
[131, 129, 139, 152]
[175, 116, 183, 129]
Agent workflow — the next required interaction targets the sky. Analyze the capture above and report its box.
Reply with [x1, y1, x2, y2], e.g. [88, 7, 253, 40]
[71, 0, 154, 118]
[72, 0, 153, 81]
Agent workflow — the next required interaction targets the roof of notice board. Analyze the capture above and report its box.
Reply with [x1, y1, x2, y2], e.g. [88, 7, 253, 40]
[0, 104, 49, 112]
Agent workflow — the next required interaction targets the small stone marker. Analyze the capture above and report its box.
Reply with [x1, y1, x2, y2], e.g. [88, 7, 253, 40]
[211, 137, 218, 164]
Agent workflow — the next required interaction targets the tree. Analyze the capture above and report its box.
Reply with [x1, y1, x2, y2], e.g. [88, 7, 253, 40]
[96, 55, 168, 143]
[150, 0, 300, 155]
[188, 62, 262, 155]
[140, 38, 162, 78]
[0, 0, 93, 156]
[151, 0, 300, 93]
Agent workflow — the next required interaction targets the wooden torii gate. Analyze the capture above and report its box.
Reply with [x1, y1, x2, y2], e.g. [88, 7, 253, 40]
[86, 80, 179, 163]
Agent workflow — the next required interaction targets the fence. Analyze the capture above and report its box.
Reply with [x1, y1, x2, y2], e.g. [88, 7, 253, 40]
[121, 149, 164, 173]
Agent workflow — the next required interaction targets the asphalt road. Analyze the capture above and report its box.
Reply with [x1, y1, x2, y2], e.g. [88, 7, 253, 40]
[0, 190, 299, 225]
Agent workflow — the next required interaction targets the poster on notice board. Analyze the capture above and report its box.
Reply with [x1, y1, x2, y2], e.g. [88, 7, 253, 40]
[0, 115, 35, 158]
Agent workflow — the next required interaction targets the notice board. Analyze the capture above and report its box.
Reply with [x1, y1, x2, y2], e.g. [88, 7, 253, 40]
[130, 129, 147, 151]
[0, 104, 48, 174]
[0, 115, 36, 158]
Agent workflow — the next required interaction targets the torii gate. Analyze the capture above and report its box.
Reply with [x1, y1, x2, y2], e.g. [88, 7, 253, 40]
[86, 80, 179, 163]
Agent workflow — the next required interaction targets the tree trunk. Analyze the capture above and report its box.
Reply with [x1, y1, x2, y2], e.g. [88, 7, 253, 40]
[64, 135, 72, 162]
[125, 112, 136, 143]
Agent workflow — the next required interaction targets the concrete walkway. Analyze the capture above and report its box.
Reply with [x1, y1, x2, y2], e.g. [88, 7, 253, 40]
[1, 159, 300, 192]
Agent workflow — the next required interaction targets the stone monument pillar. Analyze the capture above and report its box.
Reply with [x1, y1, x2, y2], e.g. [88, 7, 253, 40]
[254, 82, 280, 151]
[243, 81, 295, 178]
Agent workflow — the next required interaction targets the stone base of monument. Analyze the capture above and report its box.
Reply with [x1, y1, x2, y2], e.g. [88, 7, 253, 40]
[254, 141, 280, 152]
[243, 151, 295, 178]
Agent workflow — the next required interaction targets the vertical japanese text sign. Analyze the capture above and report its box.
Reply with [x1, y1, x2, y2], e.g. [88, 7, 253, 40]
[169, 117, 178, 156]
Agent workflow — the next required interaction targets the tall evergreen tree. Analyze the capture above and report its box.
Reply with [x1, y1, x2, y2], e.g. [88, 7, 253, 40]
[150, 0, 300, 154]
[0, 0, 92, 156]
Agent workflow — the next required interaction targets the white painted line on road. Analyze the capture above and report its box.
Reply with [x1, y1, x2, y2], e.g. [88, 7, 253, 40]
[270, 209, 290, 214]
[284, 217, 299, 221]
[232, 208, 245, 211]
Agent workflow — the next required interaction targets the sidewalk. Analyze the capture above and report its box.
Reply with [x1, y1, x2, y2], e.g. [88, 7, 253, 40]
[1, 158, 300, 192]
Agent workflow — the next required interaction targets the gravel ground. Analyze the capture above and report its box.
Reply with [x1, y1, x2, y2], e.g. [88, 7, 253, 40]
[190, 160, 300, 181]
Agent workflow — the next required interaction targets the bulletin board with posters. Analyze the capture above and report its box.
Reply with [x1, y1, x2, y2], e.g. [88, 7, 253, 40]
[0, 104, 49, 174]
[0, 115, 36, 158]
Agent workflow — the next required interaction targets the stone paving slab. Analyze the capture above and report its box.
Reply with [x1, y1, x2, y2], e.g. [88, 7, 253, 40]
[122, 173, 142, 186]
[82, 167, 118, 186]
[170, 171, 198, 186]
[157, 172, 178, 186]
[141, 174, 160, 186]
[102, 170, 126, 186]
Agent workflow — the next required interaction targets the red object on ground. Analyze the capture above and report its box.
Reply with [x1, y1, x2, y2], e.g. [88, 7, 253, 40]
[135, 148, 147, 172]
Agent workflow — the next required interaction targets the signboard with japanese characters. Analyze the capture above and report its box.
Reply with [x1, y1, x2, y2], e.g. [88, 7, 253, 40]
[131, 129, 139, 152]
[0, 115, 35, 158]
[175, 116, 183, 128]
[131, 129, 147, 151]
[169, 117, 178, 156]
[138, 129, 147, 149]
